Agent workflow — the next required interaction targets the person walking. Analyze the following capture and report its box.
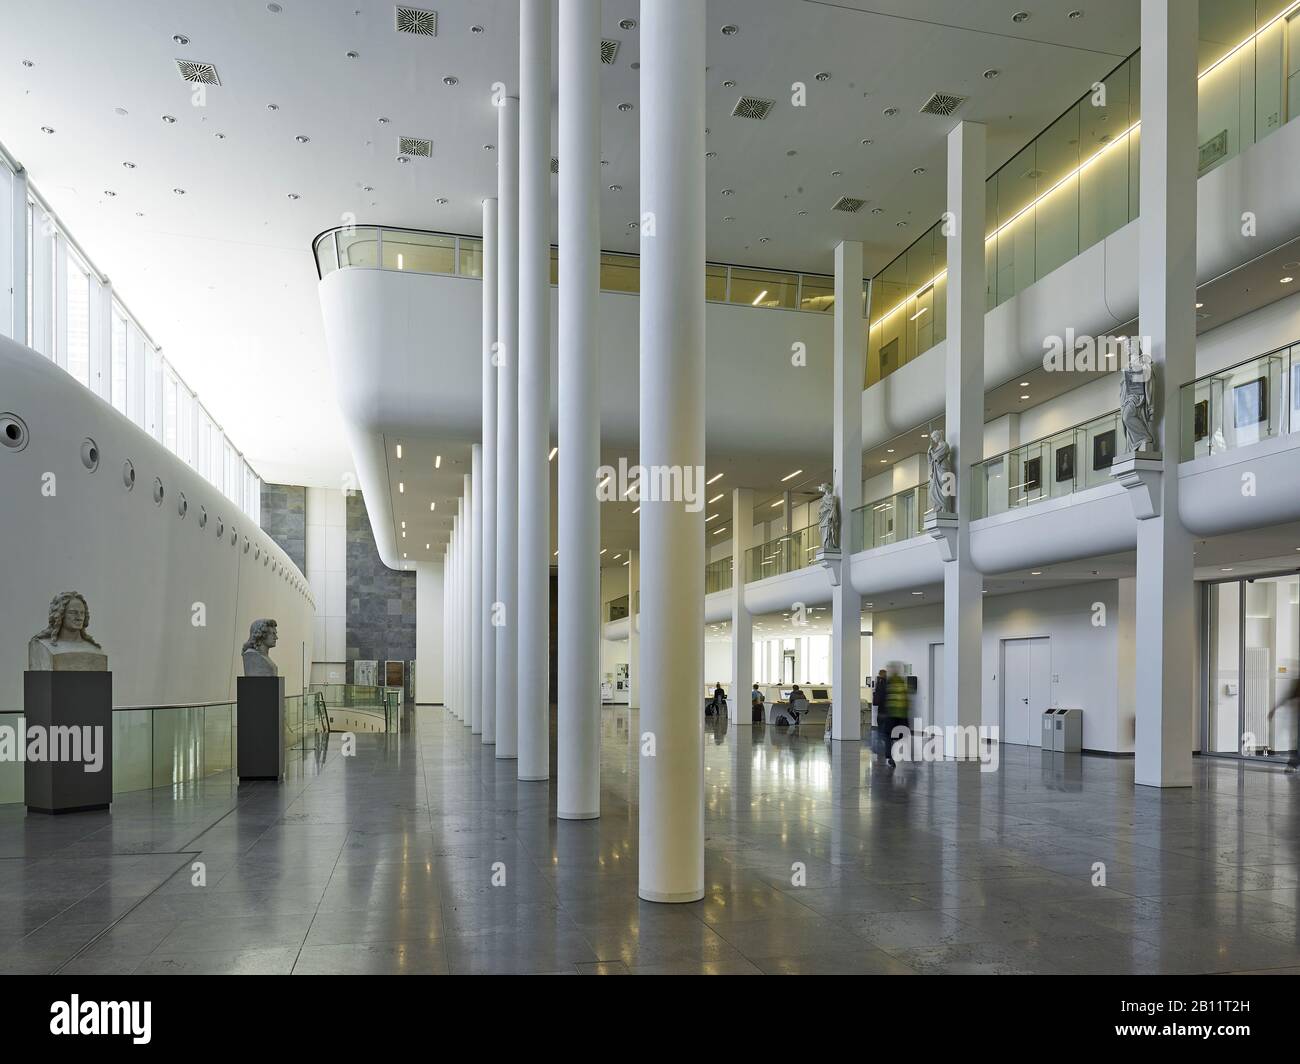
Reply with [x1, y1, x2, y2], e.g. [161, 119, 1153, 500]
[881, 664, 911, 768]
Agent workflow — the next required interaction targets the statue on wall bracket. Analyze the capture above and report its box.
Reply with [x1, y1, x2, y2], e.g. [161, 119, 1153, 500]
[927, 430, 956, 518]
[817, 483, 841, 553]
[28, 591, 108, 672]
[1119, 338, 1159, 456]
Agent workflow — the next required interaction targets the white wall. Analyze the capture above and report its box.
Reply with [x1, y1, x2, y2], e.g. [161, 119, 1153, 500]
[305, 486, 347, 683]
[0, 335, 315, 710]
[414, 561, 444, 704]
[871, 581, 1136, 753]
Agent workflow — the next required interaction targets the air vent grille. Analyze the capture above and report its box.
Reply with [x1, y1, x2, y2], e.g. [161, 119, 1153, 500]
[400, 137, 433, 158]
[732, 96, 775, 121]
[601, 39, 620, 64]
[919, 92, 967, 117]
[395, 5, 438, 36]
[176, 60, 221, 86]
[550, 157, 559, 175]
[832, 196, 866, 214]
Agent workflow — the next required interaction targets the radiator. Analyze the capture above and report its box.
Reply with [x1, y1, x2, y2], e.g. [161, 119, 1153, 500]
[1243, 646, 1273, 753]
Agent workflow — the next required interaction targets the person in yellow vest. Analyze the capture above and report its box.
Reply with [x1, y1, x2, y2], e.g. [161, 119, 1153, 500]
[881, 663, 911, 768]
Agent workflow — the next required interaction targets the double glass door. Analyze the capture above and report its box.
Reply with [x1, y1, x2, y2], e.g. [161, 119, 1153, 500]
[1204, 574, 1300, 761]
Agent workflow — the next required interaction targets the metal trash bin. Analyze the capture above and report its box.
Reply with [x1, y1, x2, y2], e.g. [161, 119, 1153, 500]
[1054, 708, 1082, 753]
[1041, 708, 1058, 750]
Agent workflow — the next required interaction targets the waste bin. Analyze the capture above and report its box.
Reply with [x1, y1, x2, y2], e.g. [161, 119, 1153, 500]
[1041, 708, 1058, 750]
[1054, 708, 1082, 753]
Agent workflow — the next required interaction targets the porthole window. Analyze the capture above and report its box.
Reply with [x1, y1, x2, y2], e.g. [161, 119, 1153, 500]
[255, 546, 261, 561]
[243, 536, 250, 554]
[199, 507, 208, 529]
[216, 517, 224, 538]
[0, 413, 28, 452]
[177, 492, 188, 518]
[230, 527, 238, 546]
[80, 437, 99, 472]
[123, 460, 136, 490]
[153, 477, 165, 505]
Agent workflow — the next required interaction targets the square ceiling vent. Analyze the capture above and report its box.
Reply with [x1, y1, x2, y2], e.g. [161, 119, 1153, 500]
[732, 96, 775, 120]
[601, 39, 620, 65]
[400, 137, 433, 158]
[832, 196, 866, 213]
[395, 5, 438, 36]
[176, 59, 221, 86]
[919, 92, 967, 117]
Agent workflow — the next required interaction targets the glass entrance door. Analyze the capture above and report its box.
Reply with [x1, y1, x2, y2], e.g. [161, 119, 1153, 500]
[1203, 574, 1300, 762]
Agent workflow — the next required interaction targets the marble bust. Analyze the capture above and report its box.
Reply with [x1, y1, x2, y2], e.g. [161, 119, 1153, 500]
[28, 591, 108, 671]
[241, 619, 279, 677]
[817, 483, 841, 552]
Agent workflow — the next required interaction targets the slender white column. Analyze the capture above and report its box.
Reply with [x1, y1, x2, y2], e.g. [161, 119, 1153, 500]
[463, 472, 473, 726]
[517, 0, 553, 781]
[729, 488, 753, 724]
[8, 167, 27, 343]
[454, 506, 463, 720]
[557, 0, 602, 819]
[938, 122, 985, 756]
[471, 444, 484, 734]
[442, 547, 449, 707]
[1134, 0, 1196, 787]
[495, 94, 521, 759]
[448, 518, 457, 716]
[831, 241, 863, 742]
[638, 0, 706, 904]
[627, 550, 639, 710]
[481, 198, 499, 745]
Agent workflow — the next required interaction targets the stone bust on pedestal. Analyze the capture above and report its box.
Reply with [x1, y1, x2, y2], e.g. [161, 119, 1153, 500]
[28, 591, 108, 672]
[241, 619, 279, 677]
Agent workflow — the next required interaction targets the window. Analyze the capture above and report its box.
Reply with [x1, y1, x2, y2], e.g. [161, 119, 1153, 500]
[110, 311, 128, 415]
[63, 250, 92, 386]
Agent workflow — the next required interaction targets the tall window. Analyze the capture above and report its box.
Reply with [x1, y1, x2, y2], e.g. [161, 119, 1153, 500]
[63, 250, 92, 386]
[110, 311, 127, 415]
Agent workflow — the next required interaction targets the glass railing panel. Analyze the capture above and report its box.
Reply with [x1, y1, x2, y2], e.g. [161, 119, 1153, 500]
[854, 483, 927, 551]
[0, 713, 22, 804]
[799, 274, 835, 313]
[459, 237, 483, 278]
[729, 268, 798, 310]
[203, 703, 234, 777]
[382, 231, 456, 274]
[113, 709, 154, 794]
[316, 233, 339, 277]
[705, 264, 728, 302]
[151, 706, 204, 788]
[337, 227, 380, 268]
[607, 595, 629, 622]
[1181, 345, 1294, 459]
[704, 556, 733, 594]
[603, 253, 641, 293]
[745, 523, 820, 581]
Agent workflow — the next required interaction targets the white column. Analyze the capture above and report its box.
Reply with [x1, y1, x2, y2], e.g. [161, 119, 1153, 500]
[729, 488, 753, 724]
[7, 167, 27, 343]
[940, 122, 985, 755]
[557, 0, 602, 819]
[481, 198, 499, 745]
[471, 443, 484, 734]
[442, 547, 449, 707]
[447, 520, 457, 715]
[1134, 0, 1196, 787]
[495, 93, 521, 760]
[638, 0, 706, 904]
[830, 241, 863, 742]
[463, 471, 473, 726]
[454, 506, 463, 720]
[517, 0, 552, 782]
[627, 550, 639, 709]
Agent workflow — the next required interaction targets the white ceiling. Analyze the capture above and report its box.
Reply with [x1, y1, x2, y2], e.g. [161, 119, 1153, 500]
[0, 0, 1137, 488]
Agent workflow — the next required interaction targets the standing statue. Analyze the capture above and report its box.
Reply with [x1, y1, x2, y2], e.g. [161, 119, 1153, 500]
[927, 430, 955, 516]
[242, 619, 279, 677]
[1119, 340, 1158, 454]
[28, 591, 108, 671]
[817, 483, 841, 552]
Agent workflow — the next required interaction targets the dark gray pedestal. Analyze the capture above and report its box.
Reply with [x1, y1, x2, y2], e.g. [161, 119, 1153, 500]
[23, 671, 113, 815]
[237, 676, 285, 782]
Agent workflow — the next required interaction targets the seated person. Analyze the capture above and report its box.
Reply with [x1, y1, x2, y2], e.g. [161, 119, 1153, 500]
[708, 682, 727, 716]
[750, 682, 764, 722]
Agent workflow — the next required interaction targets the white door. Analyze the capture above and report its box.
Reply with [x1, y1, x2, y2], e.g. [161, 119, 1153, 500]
[927, 643, 944, 729]
[1002, 637, 1052, 746]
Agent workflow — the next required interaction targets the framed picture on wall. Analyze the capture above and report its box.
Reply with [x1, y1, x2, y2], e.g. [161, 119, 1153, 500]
[1023, 456, 1042, 495]
[1092, 429, 1117, 471]
[1193, 398, 1209, 442]
[1233, 376, 1268, 428]
[1055, 444, 1076, 483]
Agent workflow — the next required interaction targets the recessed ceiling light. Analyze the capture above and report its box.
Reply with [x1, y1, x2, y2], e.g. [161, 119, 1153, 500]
[705, 151, 717, 159]
[172, 34, 190, 45]
[721, 25, 739, 36]
[721, 188, 735, 196]
[796, 209, 808, 216]
[430, 502, 436, 511]
[378, 117, 390, 125]
[471, 24, 484, 34]
[1221, 567, 1233, 572]
[1282, 276, 1294, 284]
[815, 71, 831, 82]
[1195, 302, 1204, 309]
[443, 75, 459, 86]
[913, 167, 926, 175]
[831, 169, 842, 177]
[620, 18, 636, 30]
[346, 51, 359, 59]
[1031, 570, 1042, 575]
[1068, 10, 1084, 19]
[397, 156, 409, 163]
[723, 79, 736, 88]
[399, 482, 405, 494]
[861, 138, 873, 146]
[883, 107, 899, 117]
[103, 190, 116, 198]
[295, 134, 310, 143]
[287, 193, 300, 200]
[984, 69, 1000, 80]
[266, 103, 279, 111]
[483, 143, 495, 151]
[1020, 393, 1030, 400]
[1019, 381, 1030, 386]
[871, 207, 884, 215]
[896, 220, 908, 227]
[436, 197, 448, 205]
[886, 448, 895, 453]
[267, 2, 282, 11]
[758, 236, 770, 243]
[122, 161, 135, 169]
[214, 132, 226, 139]
[161, 114, 176, 123]
[911, 591, 924, 596]
[173, 188, 186, 195]
[362, 185, 373, 192]
[609, 184, 622, 192]
[1012, 11, 1031, 22]
[22, 59, 34, 68]
[435, 455, 442, 468]
[618, 102, 634, 112]
[723, 215, 735, 222]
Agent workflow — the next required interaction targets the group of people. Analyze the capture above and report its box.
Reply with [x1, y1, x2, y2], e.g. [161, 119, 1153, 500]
[708, 682, 809, 725]
[873, 664, 912, 768]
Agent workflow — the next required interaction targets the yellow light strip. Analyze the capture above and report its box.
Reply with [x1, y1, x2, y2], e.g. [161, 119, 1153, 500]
[869, 4, 1300, 333]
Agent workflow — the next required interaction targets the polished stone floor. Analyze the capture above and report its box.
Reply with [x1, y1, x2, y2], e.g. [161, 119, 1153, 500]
[1, 706, 1299, 975]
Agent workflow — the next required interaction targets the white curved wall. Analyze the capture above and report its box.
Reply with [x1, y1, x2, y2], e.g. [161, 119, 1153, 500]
[0, 336, 315, 711]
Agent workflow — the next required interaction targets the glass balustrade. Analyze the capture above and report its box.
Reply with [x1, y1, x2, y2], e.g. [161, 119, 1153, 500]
[869, 1, 1300, 388]
[705, 556, 734, 594]
[745, 524, 820, 582]
[973, 410, 1123, 519]
[852, 483, 929, 552]
[1181, 343, 1298, 460]
[313, 225, 856, 316]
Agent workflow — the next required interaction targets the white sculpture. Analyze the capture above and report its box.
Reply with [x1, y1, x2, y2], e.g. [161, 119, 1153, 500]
[927, 430, 955, 516]
[28, 591, 108, 671]
[817, 483, 840, 552]
[242, 619, 279, 677]
[1119, 340, 1158, 454]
